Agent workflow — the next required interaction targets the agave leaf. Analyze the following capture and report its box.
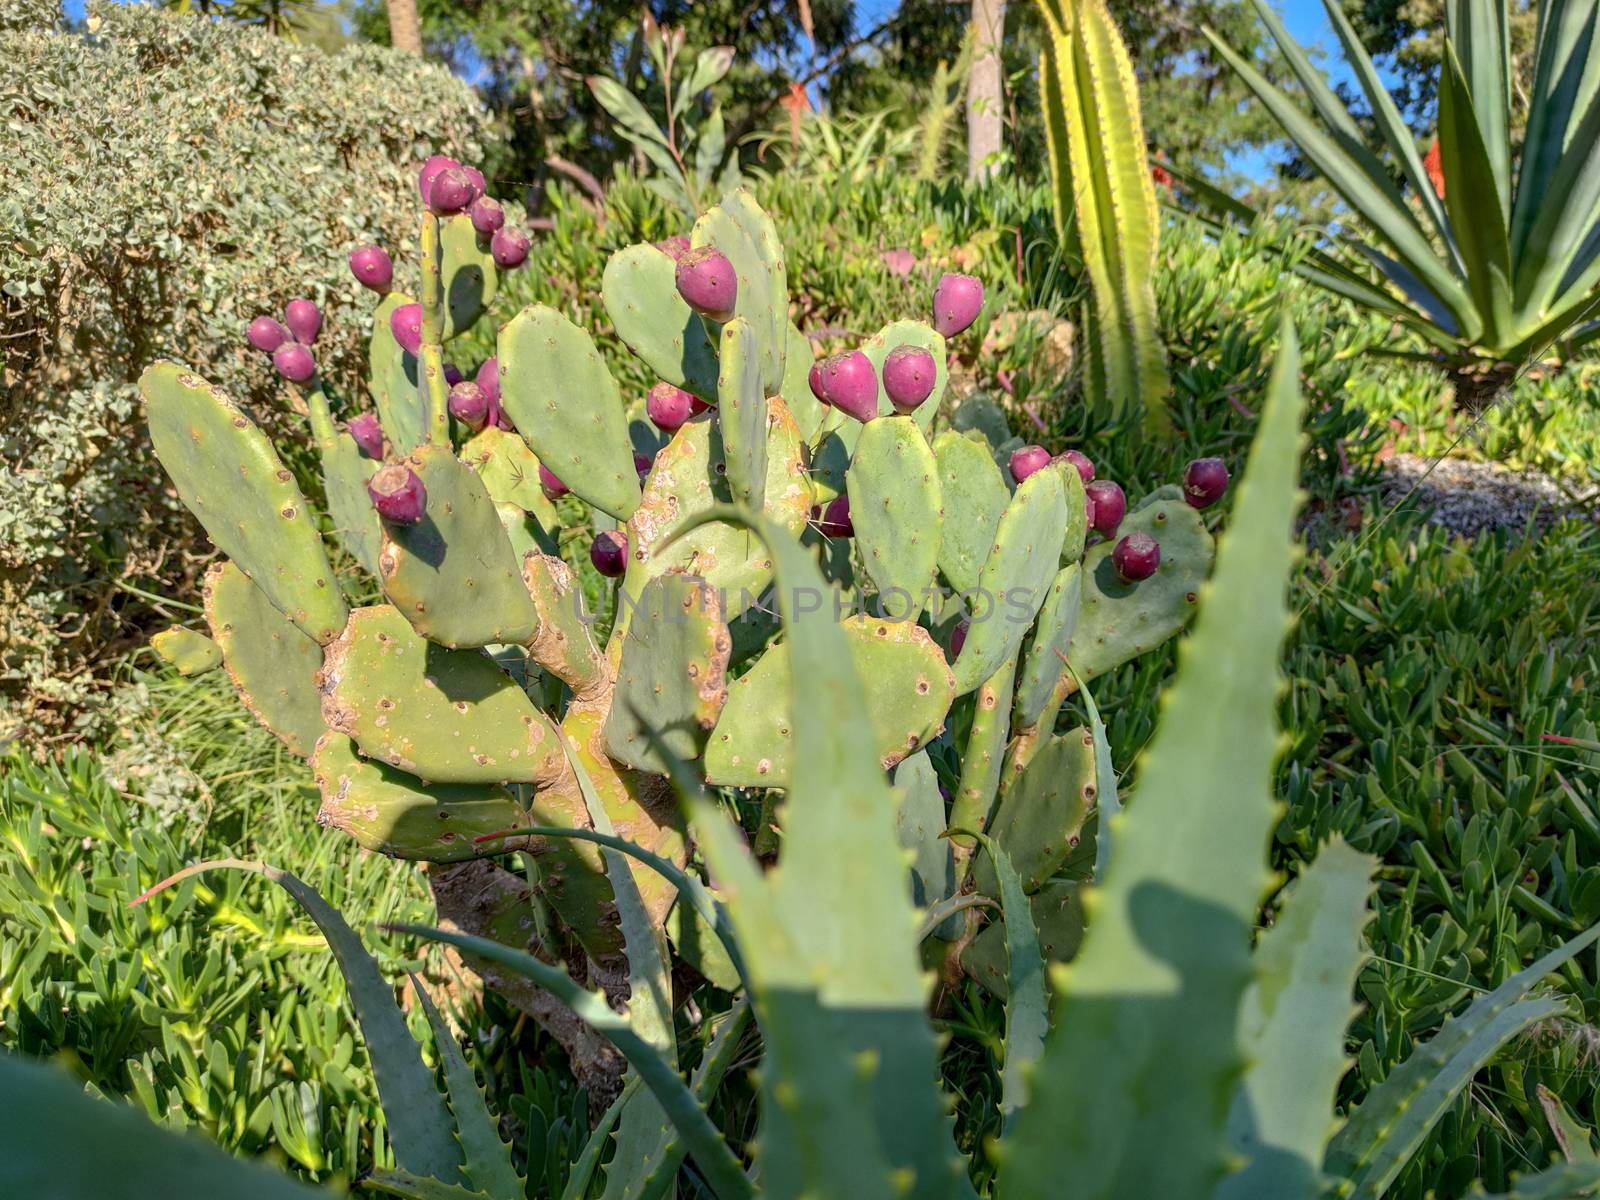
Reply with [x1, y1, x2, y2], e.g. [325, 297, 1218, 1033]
[1438, 39, 1514, 347]
[1447, 0, 1512, 208]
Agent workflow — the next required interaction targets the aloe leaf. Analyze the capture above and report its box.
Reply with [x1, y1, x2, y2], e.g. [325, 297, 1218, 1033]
[1004, 320, 1307, 1199]
[364, 1170, 490, 1200]
[1471, 1161, 1600, 1198]
[563, 1077, 641, 1200]
[0, 1052, 321, 1199]
[132, 859, 465, 1185]
[1065, 662, 1119, 881]
[1216, 839, 1376, 1200]
[1324, 921, 1600, 1199]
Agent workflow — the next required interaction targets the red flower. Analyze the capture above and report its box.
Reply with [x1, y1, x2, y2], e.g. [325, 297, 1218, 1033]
[1424, 138, 1446, 199]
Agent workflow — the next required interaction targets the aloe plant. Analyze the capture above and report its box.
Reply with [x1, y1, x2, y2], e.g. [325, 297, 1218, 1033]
[1205, 0, 1600, 408]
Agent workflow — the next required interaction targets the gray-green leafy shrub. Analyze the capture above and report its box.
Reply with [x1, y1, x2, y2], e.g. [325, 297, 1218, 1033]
[0, 0, 490, 736]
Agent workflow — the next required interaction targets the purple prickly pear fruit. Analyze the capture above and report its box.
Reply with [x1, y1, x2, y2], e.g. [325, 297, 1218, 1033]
[808, 362, 828, 405]
[443, 362, 463, 387]
[476, 356, 501, 405]
[348, 245, 393, 293]
[496, 410, 514, 432]
[1113, 531, 1160, 582]
[428, 167, 474, 215]
[368, 463, 427, 525]
[418, 155, 457, 202]
[932, 272, 983, 337]
[1009, 445, 1051, 483]
[820, 351, 878, 423]
[283, 298, 321, 345]
[819, 494, 853, 538]
[675, 246, 737, 321]
[688, 394, 712, 416]
[462, 166, 486, 200]
[1183, 457, 1230, 509]
[655, 235, 691, 261]
[272, 342, 316, 383]
[949, 620, 968, 660]
[448, 381, 489, 431]
[882, 345, 937, 414]
[539, 463, 568, 500]
[647, 382, 695, 432]
[390, 303, 423, 356]
[469, 196, 505, 236]
[633, 452, 654, 483]
[490, 227, 530, 268]
[247, 316, 289, 354]
[590, 530, 628, 578]
[1085, 480, 1126, 537]
[1057, 449, 1095, 484]
[347, 412, 385, 460]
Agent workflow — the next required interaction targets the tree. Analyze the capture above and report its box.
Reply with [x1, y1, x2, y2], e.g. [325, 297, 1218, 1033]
[967, 0, 1006, 180]
[386, 0, 422, 55]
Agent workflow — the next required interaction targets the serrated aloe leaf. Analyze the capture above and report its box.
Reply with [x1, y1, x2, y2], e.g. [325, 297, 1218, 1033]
[562, 1077, 639, 1200]
[0, 1054, 321, 1199]
[1217, 839, 1376, 1200]
[132, 859, 465, 1185]
[896, 750, 958, 935]
[969, 832, 1046, 1136]
[1004, 321, 1307, 1199]
[1067, 664, 1119, 881]
[364, 1169, 493, 1200]
[1469, 1161, 1600, 1199]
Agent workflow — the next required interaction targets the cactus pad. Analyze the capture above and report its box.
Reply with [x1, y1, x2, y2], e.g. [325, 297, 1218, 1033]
[1066, 499, 1213, 683]
[522, 553, 606, 694]
[439, 213, 498, 340]
[779, 322, 825, 442]
[703, 615, 955, 788]
[321, 431, 383, 576]
[894, 751, 958, 934]
[320, 605, 563, 785]
[861, 320, 949, 433]
[143, 362, 347, 644]
[312, 732, 525, 862]
[604, 574, 732, 773]
[952, 465, 1068, 695]
[204, 562, 327, 756]
[499, 305, 643, 521]
[962, 879, 1086, 996]
[847, 418, 942, 618]
[602, 243, 720, 401]
[459, 426, 561, 530]
[975, 726, 1096, 895]
[368, 292, 426, 456]
[692, 189, 788, 391]
[933, 430, 1008, 593]
[377, 444, 539, 648]
[151, 626, 220, 676]
[1014, 563, 1084, 728]
[716, 317, 768, 513]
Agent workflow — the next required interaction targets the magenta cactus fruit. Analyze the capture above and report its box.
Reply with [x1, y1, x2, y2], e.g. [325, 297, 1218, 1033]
[247, 316, 290, 354]
[1113, 531, 1160, 582]
[882, 345, 937, 414]
[347, 412, 385, 460]
[272, 342, 316, 383]
[949, 620, 968, 660]
[469, 196, 505, 236]
[1058, 449, 1095, 484]
[932, 272, 984, 337]
[1183, 457, 1230, 509]
[655, 235, 691, 261]
[633, 452, 654, 482]
[1009, 445, 1051, 483]
[647, 382, 696, 432]
[539, 463, 569, 500]
[819, 351, 878, 423]
[443, 363, 463, 387]
[418, 155, 457, 202]
[475, 356, 501, 405]
[368, 463, 427, 525]
[462, 165, 486, 200]
[490, 227, 530, 268]
[390, 303, 423, 357]
[817, 494, 853, 538]
[808, 362, 827, 404]
[283, 298, 321, 345]
[348, 245, 393, 293]
[1085, 480, 1126, 536]
[675, 246, 737, 321]
[428, 167, 474, 215]
[448, 381, 489, 431]
[590, 530, 628, 578]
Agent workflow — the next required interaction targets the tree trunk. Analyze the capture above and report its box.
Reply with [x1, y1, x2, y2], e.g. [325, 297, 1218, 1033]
[966, 0, 1007, 181]
[387, 0, 423, 55]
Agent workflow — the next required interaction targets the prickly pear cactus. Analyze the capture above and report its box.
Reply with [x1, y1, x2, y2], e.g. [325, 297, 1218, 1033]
[140, 169, 1233, 1058]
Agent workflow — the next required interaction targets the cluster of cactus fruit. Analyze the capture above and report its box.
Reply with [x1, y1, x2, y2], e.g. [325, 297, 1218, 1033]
[142, 165, 1234, 1064]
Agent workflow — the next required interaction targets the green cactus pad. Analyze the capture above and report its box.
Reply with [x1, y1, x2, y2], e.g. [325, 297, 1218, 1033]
[950, 653, 1018, 854]
[847, 418, 942, 619]
[1066, 498, 1213, 684]
[320, 605, 563, 786]
[602, 242, 720, 401]
[932, 431, 1008, 594]
[779, 322, 825, 443]
[367, 292, 426, 456]
[717, 317, 767, 513]
[975, 726, 1097, 895]
[950, 393, 1014, 458]
[439, 213, 498, 341]
[1057, 461, 1090, 565]
[321, 431, 383, 576]
[604, 574, 732, 773]
[312, 732, 525, 862]
[459, 426, 560, 530]
[143, 362, 347, 645]
[894, 751, 958, 934]
[962, 879, 1086, 996]
[806, 425, 854, 506]
[860, 319, 949, 433]
[522, 554, 606, 694]
[703, 615, 955, 788]
[625, 399, 810, 619]
[203, 562, 327, 757]
[150, 626, 221, 676]
[376, 444, 539, 649]
[1014, 563, 1084, 728]
[498, 305, 643, 521]
[691, 189, 788, 391]
[493, 502, 558, 563]
[951, 465, 1068, 695]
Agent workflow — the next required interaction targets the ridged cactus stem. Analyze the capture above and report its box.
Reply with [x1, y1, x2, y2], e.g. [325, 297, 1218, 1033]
[418, 211, 451, 445]
[950, 653, 1018, 880]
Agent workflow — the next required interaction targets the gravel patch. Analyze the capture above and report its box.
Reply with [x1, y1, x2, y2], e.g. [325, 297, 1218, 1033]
[1381, 453, 1598, 538]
